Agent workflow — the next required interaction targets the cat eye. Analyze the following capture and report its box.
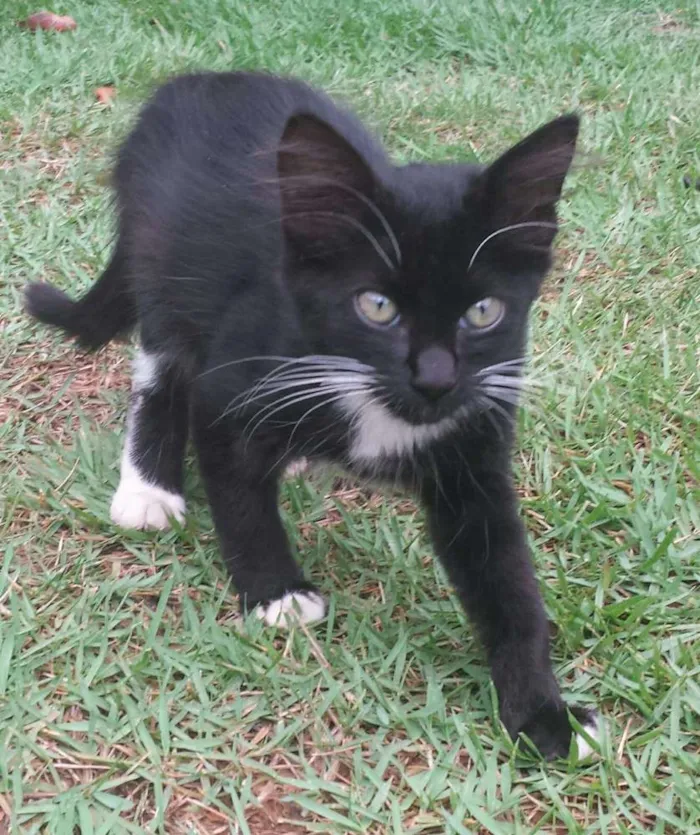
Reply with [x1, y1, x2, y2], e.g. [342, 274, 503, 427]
[355, 291, 399, 326]
[461, 297, 505, 330]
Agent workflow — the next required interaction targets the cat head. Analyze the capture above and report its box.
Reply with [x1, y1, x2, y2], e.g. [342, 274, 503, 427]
[276, 112, 579, 425]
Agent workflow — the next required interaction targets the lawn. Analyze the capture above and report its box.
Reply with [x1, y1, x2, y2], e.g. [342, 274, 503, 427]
[1, 0, 698, 832]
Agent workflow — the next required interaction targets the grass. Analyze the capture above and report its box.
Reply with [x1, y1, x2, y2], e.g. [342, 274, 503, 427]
[1, 0, 698, 831]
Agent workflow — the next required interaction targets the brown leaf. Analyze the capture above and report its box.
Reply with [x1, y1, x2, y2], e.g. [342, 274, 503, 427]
[19, 11, 77, 32]
[94, 86, 116, 105]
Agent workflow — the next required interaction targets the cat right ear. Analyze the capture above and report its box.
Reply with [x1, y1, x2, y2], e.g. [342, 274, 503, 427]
[479, 114, 580, 254]
[277, 114, 376, 258]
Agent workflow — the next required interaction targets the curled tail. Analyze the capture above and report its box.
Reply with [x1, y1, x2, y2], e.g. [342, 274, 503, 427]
[24, 246, 137, 351]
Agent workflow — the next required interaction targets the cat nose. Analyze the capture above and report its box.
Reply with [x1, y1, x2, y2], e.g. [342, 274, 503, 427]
[411, 346, 457, 401]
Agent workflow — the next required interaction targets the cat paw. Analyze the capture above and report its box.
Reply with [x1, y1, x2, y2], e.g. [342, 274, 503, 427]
[255, 590, 326, 627]
[283, 458, 309, 478]
[110, 483, 186, 530]
[517, 704, 601, 761]
[574, 711, 603, 759]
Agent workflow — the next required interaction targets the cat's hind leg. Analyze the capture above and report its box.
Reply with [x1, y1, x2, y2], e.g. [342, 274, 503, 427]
[110, 349, 188, 530]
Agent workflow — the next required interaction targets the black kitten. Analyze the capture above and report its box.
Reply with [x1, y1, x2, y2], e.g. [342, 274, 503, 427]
[26, 71, 599, 759]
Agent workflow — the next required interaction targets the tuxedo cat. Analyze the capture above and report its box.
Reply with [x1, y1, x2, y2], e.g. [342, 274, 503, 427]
[26, 71, 599, 759]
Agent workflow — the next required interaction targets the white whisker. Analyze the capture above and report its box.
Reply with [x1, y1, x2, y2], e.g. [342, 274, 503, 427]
[467, 222, 559, 272]
[481, 375, 545, 393]
[482, 374, 527, 387]
[482, 386, 522, 407]
[476, 358, 528, 376]
[479, 395, 514, 426]
[242, 383, 371, 441]
[223, 369, 373, 415]
[198, 354, 372, 379]
[259, 173, 402, 267]
[282, 210, 396, 270]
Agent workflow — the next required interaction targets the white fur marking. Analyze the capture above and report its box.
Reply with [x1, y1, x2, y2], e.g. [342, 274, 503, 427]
[131, 349, 160, 391]
[255, 591, 326, 627]
[575, 714, 602, 759]
[284, 458, 309, 478]
[340, 392, 463, 462]
[110, 451, 186, 530]
[110, 350, 186, 530]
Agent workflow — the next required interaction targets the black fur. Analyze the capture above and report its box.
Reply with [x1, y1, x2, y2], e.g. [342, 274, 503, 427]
[25, 71, 595, 759]
[25, 245, 136, 350]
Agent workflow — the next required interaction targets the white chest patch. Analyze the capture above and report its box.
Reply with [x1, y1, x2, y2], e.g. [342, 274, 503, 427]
[340, 392, 463, 463]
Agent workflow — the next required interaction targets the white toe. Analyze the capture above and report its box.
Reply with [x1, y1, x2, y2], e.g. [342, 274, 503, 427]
[255, 591, 326, 627]
[284, 458, 309, 478]
[110, 484, 185, 530]
[575, 713, 602, 759]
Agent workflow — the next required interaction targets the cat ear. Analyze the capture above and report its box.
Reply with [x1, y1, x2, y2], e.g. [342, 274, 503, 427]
[480, 114, 579, 252]
[277, 114, 376, 257]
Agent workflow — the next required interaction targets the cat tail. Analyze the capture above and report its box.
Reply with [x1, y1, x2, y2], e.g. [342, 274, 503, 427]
[24, 244, 137, 351]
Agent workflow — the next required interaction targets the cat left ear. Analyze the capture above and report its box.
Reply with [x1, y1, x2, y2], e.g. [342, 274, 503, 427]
[480, 114, 579, 252]
[278, 114, 375, 257]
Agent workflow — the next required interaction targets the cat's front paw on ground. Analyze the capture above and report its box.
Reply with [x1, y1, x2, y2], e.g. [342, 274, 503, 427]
[254, 590, 326, 627]
[518, 704, 601, 761]
[110, 483, 185, 530]
[283, 457, 309, 478]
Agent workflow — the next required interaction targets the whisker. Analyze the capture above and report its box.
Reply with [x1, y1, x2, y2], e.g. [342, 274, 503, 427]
[280, 210, 395, 270]
[284, 386, 369, 452]
[481, 374, 527, 387]
[241, 383, 371, 440]
[197, 354, 372, 380]
[482, 387, 522, 407]
[481, 374, 544, 390]
[467, 222, 559, 272]
[476, 358, 528, 376]
[480, 394, 515, 421]
[221, 381, 346, 426]
[235, 362, 368, 402]
[224, 370, 373, 414]
[265, 388, 371, 478]
[256, 173, 402, 267]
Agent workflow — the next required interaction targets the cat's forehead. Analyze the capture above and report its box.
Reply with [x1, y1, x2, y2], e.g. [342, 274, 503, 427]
[387, 162, 483, 222]
[377, 165, 483, 292]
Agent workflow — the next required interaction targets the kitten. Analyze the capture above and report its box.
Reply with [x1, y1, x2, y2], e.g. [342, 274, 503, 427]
[25, 71, 599, 760]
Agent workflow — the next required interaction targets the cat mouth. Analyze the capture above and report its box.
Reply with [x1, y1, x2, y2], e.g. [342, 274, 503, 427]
[344, 388, 469, 427]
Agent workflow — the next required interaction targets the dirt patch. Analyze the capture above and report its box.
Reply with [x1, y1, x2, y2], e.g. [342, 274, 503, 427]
[1, 337, 130, 444]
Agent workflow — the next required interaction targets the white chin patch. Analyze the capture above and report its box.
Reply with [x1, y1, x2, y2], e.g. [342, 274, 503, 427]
[340, 392, 465, 463]
[575, 713, 602, 759]
[255, 591, 326, 627]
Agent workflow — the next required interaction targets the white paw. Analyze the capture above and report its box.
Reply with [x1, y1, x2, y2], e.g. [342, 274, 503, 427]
[575, 713, 602, 759]
[255, 591, 326, 627]
[110, 483, 185, 530]
[283, 458, 309, 478]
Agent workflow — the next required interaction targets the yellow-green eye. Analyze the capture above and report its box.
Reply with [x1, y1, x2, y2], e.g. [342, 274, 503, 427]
[462, 297, 505, 330]
[355, 291, 399, 326]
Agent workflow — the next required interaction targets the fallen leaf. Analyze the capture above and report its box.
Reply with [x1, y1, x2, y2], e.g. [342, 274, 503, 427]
[19, 11, 77, 31]
[95, 86, 116, 105]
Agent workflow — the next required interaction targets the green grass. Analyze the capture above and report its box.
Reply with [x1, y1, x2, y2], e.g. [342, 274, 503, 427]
[1, 0, 698, 832]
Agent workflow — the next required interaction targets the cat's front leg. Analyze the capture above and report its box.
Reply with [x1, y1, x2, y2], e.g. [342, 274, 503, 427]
[191, 401, 324, 627]
[423, 471, 599, 760]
